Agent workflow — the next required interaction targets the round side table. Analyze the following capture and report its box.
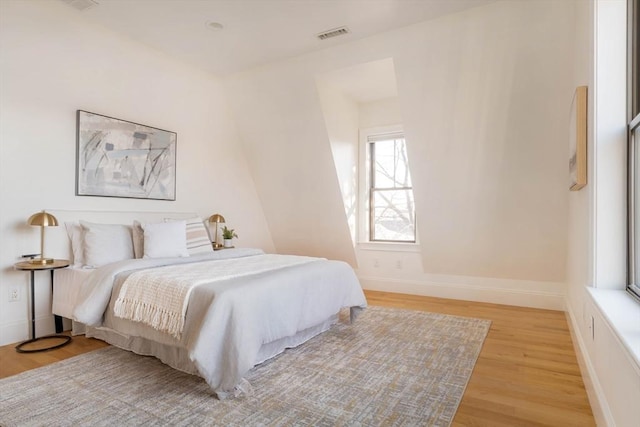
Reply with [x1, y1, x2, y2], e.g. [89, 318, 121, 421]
[13, 259, 72, 353]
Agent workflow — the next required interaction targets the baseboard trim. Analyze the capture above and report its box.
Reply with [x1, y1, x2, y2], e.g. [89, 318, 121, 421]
[0, 315, 57, 347]
[358, 275, 565, 310]
[564, 299, 615, 427]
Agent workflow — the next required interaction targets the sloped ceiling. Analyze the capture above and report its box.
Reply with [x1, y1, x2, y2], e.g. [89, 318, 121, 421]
[57, 0, 495, 75]
[317, 58, 398, 103]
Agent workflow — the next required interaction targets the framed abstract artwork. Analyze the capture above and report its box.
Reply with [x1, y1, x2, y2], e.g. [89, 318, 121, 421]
[76, 110, 177, 200]
[569, 86, 587, 191]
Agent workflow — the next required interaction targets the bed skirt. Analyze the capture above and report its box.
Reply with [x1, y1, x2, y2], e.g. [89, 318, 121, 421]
[85, 313, 340, 396]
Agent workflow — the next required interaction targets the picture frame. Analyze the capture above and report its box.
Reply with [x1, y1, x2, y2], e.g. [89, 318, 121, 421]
[569, 86, 587, 191]
[76, 110, 177, 200]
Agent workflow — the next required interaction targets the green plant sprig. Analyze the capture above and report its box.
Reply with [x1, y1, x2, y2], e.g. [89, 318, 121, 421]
[222, 226, 238, 239]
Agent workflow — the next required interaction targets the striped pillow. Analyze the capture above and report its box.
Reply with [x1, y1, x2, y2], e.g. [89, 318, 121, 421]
[185, 217, 214, 255]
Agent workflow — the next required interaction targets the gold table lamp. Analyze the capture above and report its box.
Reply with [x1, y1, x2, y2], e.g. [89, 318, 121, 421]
[208, 213, 226, 248]
[27, 210, 59, 265]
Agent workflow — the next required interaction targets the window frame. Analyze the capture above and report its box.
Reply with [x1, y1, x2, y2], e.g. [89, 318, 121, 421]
[358, 125, 417, 245]
[627, 0, 640, 300]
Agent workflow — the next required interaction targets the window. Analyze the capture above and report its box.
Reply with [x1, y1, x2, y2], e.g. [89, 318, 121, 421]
[628, 0, 640, 299]
[360, 127, 416, 243]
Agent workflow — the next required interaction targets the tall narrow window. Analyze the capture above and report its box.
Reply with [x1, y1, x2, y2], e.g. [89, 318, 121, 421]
[628, 0, 640, 299]
[365, 130, 416, 242]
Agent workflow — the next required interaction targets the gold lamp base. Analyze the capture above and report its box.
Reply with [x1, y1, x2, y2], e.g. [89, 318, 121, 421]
[30, 258, 54, 265]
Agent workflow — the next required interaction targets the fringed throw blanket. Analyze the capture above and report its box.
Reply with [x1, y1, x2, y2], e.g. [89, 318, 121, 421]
[114, 254, 318, 338]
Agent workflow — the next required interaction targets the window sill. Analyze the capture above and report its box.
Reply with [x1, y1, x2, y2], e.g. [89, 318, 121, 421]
[587, 288, 640, 369]
[357, 242, 421, 253]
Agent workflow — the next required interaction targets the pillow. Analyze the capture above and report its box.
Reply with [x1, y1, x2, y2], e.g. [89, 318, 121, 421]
[64, 222, 85, 266]
[184, 217, 214, 255]
[79, 221, 134, 268]
[135, 217, 212, 258]
[143, 220, 189, 258]
[132, 220, 144, 259]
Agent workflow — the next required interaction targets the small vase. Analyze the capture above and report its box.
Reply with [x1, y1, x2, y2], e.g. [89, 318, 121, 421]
[224, 239, 233, 248]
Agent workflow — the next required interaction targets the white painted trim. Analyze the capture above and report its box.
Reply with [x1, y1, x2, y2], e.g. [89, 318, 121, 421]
[359, 275, 564, 310]
[588, 288, 640, 372]
[1, 314, 57, 346]
[565, 298, 615, 427]
[593, 0, 628, 289]
[357, 242, 420, 252]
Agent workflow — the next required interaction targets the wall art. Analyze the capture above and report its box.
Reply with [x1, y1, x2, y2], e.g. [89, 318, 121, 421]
[569, 86, 587, 191]
[76, 110, 176, 200]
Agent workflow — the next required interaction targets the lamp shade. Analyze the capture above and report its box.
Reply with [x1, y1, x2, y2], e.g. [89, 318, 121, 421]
[208, 214, 225, 224]
[27, 211, 59, 227]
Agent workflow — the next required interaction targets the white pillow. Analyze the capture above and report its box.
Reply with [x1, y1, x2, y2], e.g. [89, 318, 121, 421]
[184, 217, 214, 255]
[143, 220, 189, 258]
[80, 221, 134, 268]
[65, 222, 85, 266]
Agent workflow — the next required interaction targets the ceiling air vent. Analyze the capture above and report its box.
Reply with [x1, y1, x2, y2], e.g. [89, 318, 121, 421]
[317, 26, 350, 41]
[59, 0, 99, 12]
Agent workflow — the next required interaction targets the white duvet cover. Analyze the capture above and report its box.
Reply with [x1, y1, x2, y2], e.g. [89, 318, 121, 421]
[71, 249, 367, 398]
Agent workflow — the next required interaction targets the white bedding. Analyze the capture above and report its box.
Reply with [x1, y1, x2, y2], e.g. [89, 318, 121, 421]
[63, 248, 367, 399]
[114, 254, 319, 338]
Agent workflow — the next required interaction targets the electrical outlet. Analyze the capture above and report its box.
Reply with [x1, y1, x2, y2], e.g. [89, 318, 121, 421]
[373, 259, 380, 268]
[396, 260, 403, 269]
[8, 288, 19, 302]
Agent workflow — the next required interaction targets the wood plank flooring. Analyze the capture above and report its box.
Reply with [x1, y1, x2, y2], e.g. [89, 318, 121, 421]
[0, 331, 108, 379]
[0, 290, 594, 426]
[365, 291, 595, 426]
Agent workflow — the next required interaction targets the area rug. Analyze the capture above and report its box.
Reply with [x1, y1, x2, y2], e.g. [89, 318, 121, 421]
[0, 306, 490, 426]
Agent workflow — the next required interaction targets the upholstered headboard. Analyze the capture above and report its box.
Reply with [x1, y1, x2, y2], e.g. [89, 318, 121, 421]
[46, 210, 200, 262]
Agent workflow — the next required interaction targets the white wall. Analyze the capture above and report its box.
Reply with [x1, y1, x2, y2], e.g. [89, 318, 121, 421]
[564, 0, 640, 426]
[224, 60, 358, 265]
[0, 0, 274, 346]
[358, 97, 402, 129]
[355, 94, 564, 309]
[226, 0, 573, 309]
[397, 0, 572, 282]
[315, 79, 360, 246]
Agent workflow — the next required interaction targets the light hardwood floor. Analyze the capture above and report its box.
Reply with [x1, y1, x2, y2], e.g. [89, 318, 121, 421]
[0, 290, 594, 426]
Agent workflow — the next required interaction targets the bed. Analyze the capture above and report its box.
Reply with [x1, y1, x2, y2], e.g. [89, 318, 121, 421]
[48, 210, 367, 399]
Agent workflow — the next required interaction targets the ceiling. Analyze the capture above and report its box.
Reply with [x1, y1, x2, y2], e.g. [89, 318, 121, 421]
[62, 0, 495, 76]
